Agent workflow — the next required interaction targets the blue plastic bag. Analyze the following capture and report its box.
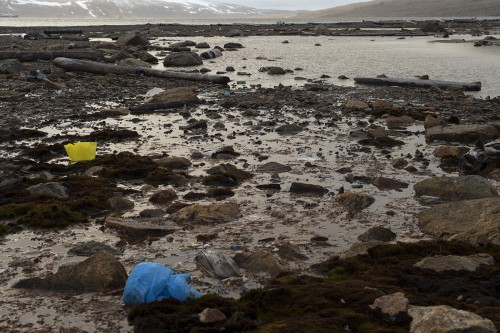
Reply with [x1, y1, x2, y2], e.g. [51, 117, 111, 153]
[122, 262, 201, 306]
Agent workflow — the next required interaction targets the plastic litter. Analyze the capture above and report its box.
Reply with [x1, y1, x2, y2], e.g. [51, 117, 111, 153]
[64, 142, 97, 162]
[122, 262, 201, 306]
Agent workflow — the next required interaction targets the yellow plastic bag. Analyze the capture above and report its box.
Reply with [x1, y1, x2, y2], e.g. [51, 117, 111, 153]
[64, 142, 97, 162]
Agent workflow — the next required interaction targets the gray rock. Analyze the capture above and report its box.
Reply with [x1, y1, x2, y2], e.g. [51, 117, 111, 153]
[149, 189, 178, 205]
[335, 192, 375, 211]
[196, 42, 210, 49]
[224, 42, 244, 49]
[358, 226, 396, 242]
[170, 202, 242, 225]
[116, 31, 149, 47]
[200, 49, 222, 59]
[154, 156, 192, 169]
[199, 308, 227, 324]
[68, 240, 122, 257]
[107, 195, 135, 212]
[418, 197, 500, 245]
[105, 216, 178, 240]
[414, 253, 494, 272]
[163, 52, 203, 67]
[290, 182, 328, 195]
[414, 176, 498, 202]
[256, 162, 292, 173]
[13, 251, 127, 293]
[426, 124, 499, 144]
[370, 292, 409, 317]
[276, 124, 303, 134]
[261, 66, 286, 75]
[408, 305, 496, 333]
[233, 250, 284, 278]
[195, 250, 240, 279]
[27, 182, 68, 199]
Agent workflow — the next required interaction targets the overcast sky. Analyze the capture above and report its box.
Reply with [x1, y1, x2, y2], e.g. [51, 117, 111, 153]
[225, 0, 371, 11]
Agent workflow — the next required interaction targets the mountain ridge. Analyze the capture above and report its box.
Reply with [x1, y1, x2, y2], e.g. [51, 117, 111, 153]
[295, 0, 500, 18]
[0, 0, 264, 18]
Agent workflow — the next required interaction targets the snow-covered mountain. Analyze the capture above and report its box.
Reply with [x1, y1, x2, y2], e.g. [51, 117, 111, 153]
[0, 0, 264, 18]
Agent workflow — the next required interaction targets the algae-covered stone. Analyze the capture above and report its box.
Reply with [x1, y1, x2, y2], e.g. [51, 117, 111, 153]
[408, 305, 496, 333]
[149, 189, 178, 205]
[357, 226, 396, 242]
[414, 176, 498, 202]
[170, 202, 242, 225]
[27, 182, 68, 199]
[418, 197, 500, 245]
[14, 251, 127, 293]
[414, 254, 494, 272]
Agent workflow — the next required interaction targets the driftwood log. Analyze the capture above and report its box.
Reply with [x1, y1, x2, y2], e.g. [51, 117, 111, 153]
[0, 51, 104, 62]
[53, 57, 231, 85]
[354, 77, 481, 91]
[129, 101, 202, 114]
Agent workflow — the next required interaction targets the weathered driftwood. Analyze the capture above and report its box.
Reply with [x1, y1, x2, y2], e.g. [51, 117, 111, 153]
[44, 29, 83, 35]
[129, 101, 201, 113]
[354, 77, 481, 91]
[0, 51, 104, 62]
[53, 57, 231, 84]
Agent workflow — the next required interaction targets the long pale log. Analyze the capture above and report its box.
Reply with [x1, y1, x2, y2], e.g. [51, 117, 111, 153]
[0, 51, 104, 62]
[354, 77, 481, 91]
[53, 57, 231, 85]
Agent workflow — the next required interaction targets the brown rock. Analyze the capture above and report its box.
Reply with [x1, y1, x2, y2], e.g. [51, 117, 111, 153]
[424, 115, 445, 128]
[199, 308, 227, 324]
[335, 192, 375, 211]
[149, 189, 178, 205]
[370, 292, 409, 317]
[233, 250, 284, 278]
[170, 202, 242, 225]
[342, 99, 369, 112]
[150, 87, 200, 104]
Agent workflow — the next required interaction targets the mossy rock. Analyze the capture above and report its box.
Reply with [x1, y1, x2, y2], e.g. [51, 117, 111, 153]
[17, 204, 87, 228]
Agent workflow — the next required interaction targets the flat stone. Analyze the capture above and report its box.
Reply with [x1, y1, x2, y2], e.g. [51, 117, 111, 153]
[154, 157, 192, 169]
[290, 182, 328, 195]
[418, 197, 500, 245]
[414, 176, 498, 202]
[276, 124, 303, 134]
[27, 182, 68, 199]
[386, 115, 414, 128]
[170, 202, 242, 225]
[370, 292, 409, 317]
[372, 177, 409, 190]
[426, 124, 499, 144]
[68, 240, 122, 257]
[256, 162, 292, 173]
[105, 217, 178, 240]
[335, 192, 375, 211]
[342, 99, 369, 111]
[414, 253, 494, 272]
[13, 251, 127, 293]
[433, 145, 470, 158]
[150, 87, 200, 104]
[409, 305, 496, 333]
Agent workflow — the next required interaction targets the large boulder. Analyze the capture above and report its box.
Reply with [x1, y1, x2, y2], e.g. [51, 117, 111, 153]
[13, 251, 127, 293]
[116, 31, 149, 48]
[163, 52, 203, 67]
[408, 305, 496, 333]
[414, 175, 498, 201]
[425, 124, 499, 144]
[418, 197, 500, 245]
[170, 202, 242, 225]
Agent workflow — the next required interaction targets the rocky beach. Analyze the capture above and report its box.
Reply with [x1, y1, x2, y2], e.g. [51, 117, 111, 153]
[0, 20, 499, 333]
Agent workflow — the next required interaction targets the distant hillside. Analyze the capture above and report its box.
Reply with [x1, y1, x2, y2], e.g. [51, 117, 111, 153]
[296, 0, 500, 18]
